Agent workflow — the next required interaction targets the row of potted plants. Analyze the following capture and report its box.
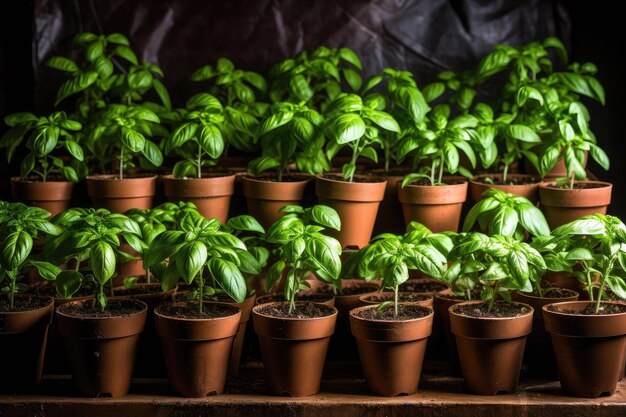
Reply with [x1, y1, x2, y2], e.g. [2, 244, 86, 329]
[1, 34, 612, 250]
[1, 199, 624, 399]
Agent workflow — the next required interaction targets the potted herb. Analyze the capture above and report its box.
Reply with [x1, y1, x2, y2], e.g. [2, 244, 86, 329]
[243, 101, 327, 228]
[317, 93, 399, 248]
[462, 188, 550, 239]
[1, 111, 83, 216]
[398, 104, 475, 232]
[252, 205, 342, 396]
[47, 208, 147, 397]
[0, 202, 61, 391]
[144, 209, 253, 397]
[542, 214, 626, 397]
[162, 93, 236, 221]
[85, 104, 164, 212]
[349, 225, 450, 396]
[442, 233, 540, 395]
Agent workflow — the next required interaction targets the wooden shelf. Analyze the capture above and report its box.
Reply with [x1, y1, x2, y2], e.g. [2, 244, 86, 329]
[1, 362, 624, 417]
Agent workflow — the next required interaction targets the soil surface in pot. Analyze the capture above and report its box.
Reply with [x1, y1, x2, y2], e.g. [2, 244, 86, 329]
[317, 285, 378, 296]
[322, 174, 384, 183]
[476, 176, 540, 185]
[0, 295, 50, 312]
[400, 281, 448, 293]
[256, 302, 334, 319]
[113, 284, 166, 296]
[543, 182, 608, 190]
[355, 304, 431, 320]
[363, 293, 431, 303]
[58, 299, 145, 318]
[16, 175, 67, 183]
[92, 173, 156, 180]
[548, 302, 626, 315]
[258, 294, 332, 304]
[404, 178, 465, 186]
[158, 302, 238, 319]
[453, 302, 531, 318]
[533, 288, 579, 298]
[245, 174, 306, 182]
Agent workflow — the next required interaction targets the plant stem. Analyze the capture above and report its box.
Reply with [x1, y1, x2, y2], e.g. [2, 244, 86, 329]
[119, 146, 125, 180]
[586, 269, 594, 301]
[278, 164, 284, 182]
[569, 171, 575, 190]
[146, 267, 151, 284]
[99, 284, 105, 312]
[595, 257, 615, 314]
[9, 279, 15, 311]
[197, 142, 202, 179]
[348, 139, 360, 183]
[430, 160, 437, 186]
[503, 163, 509, 184]
[198, 266, 204, 314]
[437, 158, 444, 185]
[394, 285, 399, 316]
[384, 147, 390, 175]
[488, 283, 498, 313]
[466, 289, 471, 301]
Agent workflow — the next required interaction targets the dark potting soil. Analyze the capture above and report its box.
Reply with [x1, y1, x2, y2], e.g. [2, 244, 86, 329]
[535, 288, 579, 298]
[245, 174, 307, 182]
[206, 293, 241, 303]
[476, 176, 540, 185]
[58, 299, 145, 318]
[363, 293, 431, 303]
[0, 295, 51, 312]
[93, 173, 155, 180]
[323, 174, 384, 183]
[114, 284, 167, 296]
[548, 302, 626, 315]
[355, 304, 431, 321]
[404, 178, 465, 186]
[453, 302, 531, 318]
[257, 302, 335, 319]
[400, 281, 448, 293]
[157, 302, 239, 319]
[545, 182, 608, 190]
[18, 175, 67, 183]
[257, 293, 332, 305]
[317, 284, 378, 296]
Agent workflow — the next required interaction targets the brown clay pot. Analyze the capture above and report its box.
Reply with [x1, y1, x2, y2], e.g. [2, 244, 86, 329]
[525, 150, 588, 178]
[155, 302, 241, 397]
[541, 271, 588, 299]
[397, 181, 468, 232]
[542, 301, 626, 397]
[10, 177, 74, 217]
[0, 295, 53, 392]
[359, 292, 434, 309]
[56, 299, 147, 397]
[242, 175, 311, 229]
[512, 289, 579, 378]
[435, 292, 465, 374]
[315, 174, 386, 248]
[324, 280, 379, 361]
[252, 301, 337, 396]
[162, 173, 236, 222]
[86, 174, 157, 212]
[449, 301, 534, 395]
[539, 181, 612, 229]
[368, 169, 411, 236]
[350, 303, 434, 396]
[469, 174, 541, 203]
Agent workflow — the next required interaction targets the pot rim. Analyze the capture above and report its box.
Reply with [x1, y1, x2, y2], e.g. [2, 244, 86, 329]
[242, 173, 312, 183]
[0, 294, 53, 315]
[399, 180, 468, 189]
[86, 173, 158, 181]
[350, 302, 434, 323]
[56, 298, 148, 320]
[160, 172, 236, 181]
[252, 301, 338, 321]
[154, 301, 241, 322]
[315, 173, 387, 184]
[449, 300, 535, 321]
[538, 180, 613, 190]
[541, 300, 626, 317]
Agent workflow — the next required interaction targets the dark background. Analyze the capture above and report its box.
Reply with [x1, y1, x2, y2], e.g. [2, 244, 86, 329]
[1, 0, 624, 217]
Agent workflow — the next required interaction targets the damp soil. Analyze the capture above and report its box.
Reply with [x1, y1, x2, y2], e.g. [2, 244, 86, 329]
[317, 284, 378, 296]
[15, 175, 68, 183]
[476, 175, 540, 185]
[400, 281, 448, 293]
[244, 174, 308, 183]
[403, 178, 465, 187]
[58, 299, 145, 318]
[362, 293, 431, 303]
[90, 173, 156, 180]
[548, 302, 626, 315]
[0, 295, 51, 312]
[256, 302, 335, 319]
[113, 284, 169, 296]
[355, 304, 431, 321]
[257, 293, 332, 305]
[322, 174, 385, 183]
[532, 288, 578, 298]
[544, 182, 608, 190]
[157, 302, 240, 319]
[453, 302, 531, 318]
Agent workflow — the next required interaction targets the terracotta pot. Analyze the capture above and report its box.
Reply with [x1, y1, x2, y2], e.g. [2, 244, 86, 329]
[10, 177, 73, 217]
[541, 271, 588, 299]
[368, 169, 410, 236]
[242, 175, 311, 229]
[435, 293, 465, 374]
[525, 150, 588, 178]
[155, 302, 241, 397]
[162, 173, 235, 222]
[397, 181, 468, 232]
[450, 301, 533, 395]
[469, 174, 541, 203]
[206, 294, 256, 377]
[359, 292, 434, 309]
[512, 289, 579, 378]
[542, 301, 626, 397]
[350, 303, 434, 396]
[56, 299, 148, 397]
[315, 174, 386, 248]
[86, 174, 157, 212]
[0, 295, 53, 392]
[252, 301, 337, 396]
[324, 280, 379, 361]
[539, 181, 612, 229]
